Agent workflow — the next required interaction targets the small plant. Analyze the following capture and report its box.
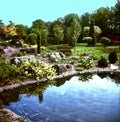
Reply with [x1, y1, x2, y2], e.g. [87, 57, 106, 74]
[19, 116, 30, 122]
[108, 50, 118, 64]
[75, 66, 84, 71]
[98, 56, 108, 67]
[79, 57, 93, 69]
[1, 110, 8, 114]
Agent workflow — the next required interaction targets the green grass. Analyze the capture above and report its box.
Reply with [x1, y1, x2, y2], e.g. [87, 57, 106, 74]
[72, 43, 120, 60]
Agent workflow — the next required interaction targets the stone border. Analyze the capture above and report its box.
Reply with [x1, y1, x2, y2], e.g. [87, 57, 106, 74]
[0, 68, 120, 93]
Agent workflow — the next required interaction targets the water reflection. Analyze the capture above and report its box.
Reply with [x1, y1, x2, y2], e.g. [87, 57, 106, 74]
[0, 76, 71, 104]
[0, 73, 120, 122]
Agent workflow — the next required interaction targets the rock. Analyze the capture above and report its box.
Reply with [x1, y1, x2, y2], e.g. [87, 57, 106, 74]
[20, 47, 36, 53]
[110, 64, 119, 70]
[52, 64, 71, 75]
[50, 54, 58, 62]
[10, 55, 35, 65]
[48, 52, 65, 62]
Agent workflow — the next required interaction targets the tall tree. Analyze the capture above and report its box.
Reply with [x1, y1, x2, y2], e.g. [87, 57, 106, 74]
[53, 24, 64, 44]
[64, 13, 81, 46]
[92, 7, 113, 38]
[0, 20, 5, 40]
[79, 12, 91, 41]
[15, 24, 29, 40]
[2, 21, 17, 39]
[112, 1, 120, 40]
[89, 19, 96, 46]
[31, 19, 46, 53]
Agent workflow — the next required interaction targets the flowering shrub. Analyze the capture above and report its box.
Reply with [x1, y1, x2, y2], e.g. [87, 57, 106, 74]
[19, 59, 56, 80]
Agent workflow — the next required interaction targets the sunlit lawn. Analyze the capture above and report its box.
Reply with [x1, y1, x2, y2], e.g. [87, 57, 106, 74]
[72, 43, 120, 60]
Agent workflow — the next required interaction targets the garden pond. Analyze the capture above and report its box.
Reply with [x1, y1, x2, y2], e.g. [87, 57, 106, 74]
[0, 72, 120, 122]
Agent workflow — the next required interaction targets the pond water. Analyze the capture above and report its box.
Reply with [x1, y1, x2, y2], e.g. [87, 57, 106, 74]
[0, 73, 120, 122]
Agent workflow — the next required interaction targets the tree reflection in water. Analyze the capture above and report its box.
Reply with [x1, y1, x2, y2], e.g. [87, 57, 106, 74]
[0, 76, 71, 104]
[98, 72, 120, 84]
[0, 72, 119, 105]
[78, 73, 93, 82]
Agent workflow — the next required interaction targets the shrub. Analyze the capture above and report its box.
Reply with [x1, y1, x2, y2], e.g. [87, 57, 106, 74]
[82, 37, 92, 45]
[100, 37, 111, 48]
[0, 56, 20, 83]
[108, 50, 117, 64]
[98, 57, 108, 67]
[19, 59, 56, 80]
[47, 45, 57, 51]
[79, 57, 93, 69]
[75, 66, 84, 71]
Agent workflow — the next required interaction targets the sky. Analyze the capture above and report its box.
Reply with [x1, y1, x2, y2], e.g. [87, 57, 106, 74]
[0, 0, 117, 27]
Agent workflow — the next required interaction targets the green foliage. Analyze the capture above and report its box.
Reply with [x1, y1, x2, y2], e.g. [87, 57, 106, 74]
[0, 54, 20, 82]
[118, 55, 120, 66]
[15, 24, 28, 40]
[82, 37, 92, 45]
[64, 13, 81, 46]
[19, 116, 30, 122]
[53, 24, 64, 44]
[89, 19, 96, 46]
[25, 33, 37, 45]
[57, 45, 72, 55]
[100, 37, 111, 47]
[0, 40, 9, 46]
[75, 66, 84, 71]
[79, 57, 93, 69]
[98, 56, 108, 67]
[19, 59, 56, 80]
[108, 50, 118, 64]
[79, 74, 92, 81]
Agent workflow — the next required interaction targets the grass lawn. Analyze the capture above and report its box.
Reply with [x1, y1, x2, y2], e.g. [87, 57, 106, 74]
[71, 43, 120, 60]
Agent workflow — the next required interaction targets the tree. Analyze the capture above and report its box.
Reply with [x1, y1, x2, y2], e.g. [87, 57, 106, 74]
[2, 22, 17, 39]
[89, 19, 96, 46]
[83, 26, 102, 36]
[25, 33, 37, 46]
[0, 20, 5, 40]
[92, 7, 113, 38]
[53, 24, 64, 44]
[112, 1, 120, 40]
[64, 13, 81, 46]
[30, 19, 47, 53]
[15, 24, 29, 40]
[100, 37, 111, 50]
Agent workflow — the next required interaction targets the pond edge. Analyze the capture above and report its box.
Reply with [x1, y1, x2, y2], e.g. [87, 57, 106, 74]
[0, 69, 120, 93]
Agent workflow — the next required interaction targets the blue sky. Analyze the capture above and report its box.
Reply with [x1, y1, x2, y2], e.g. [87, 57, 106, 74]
[0, 0, 117, 26]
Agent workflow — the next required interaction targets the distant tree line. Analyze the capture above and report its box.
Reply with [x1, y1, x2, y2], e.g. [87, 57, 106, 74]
[0, 1, 120, 46]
